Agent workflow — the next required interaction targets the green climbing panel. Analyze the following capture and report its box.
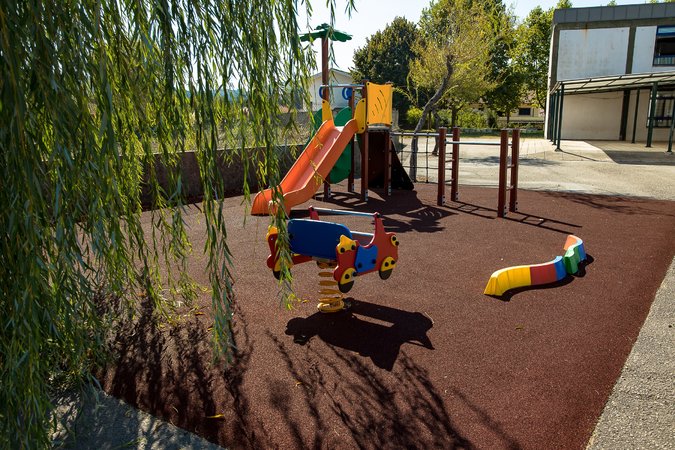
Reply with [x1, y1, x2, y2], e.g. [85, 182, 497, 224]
[329, 107, 353, 184]
[308, 107, 353, 184]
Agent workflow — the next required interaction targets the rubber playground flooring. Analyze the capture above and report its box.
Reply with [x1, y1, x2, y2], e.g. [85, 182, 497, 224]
[99, 183, 675, 449]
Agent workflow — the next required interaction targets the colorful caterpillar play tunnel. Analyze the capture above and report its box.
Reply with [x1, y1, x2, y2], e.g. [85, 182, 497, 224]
[484, 235, 587, 297]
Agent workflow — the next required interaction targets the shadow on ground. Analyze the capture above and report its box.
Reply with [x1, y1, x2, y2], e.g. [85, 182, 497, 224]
[602, 150, 675, 166]
[285, 299, 433, 371]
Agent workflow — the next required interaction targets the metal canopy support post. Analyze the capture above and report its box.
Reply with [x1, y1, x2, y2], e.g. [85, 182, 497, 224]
[632, 89, 640, 144]
[668, 96, 675, 153]
[556, 84, 564, 151]
[620, 89, 630, 141]
[549, 93, 557, 143]
[647, 82, 658, 148]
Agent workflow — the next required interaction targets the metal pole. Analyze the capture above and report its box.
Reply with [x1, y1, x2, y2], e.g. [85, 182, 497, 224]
[361, 80, 369, 202]
[667, 96, 675, 153]
[556, 84, 564, 151]
[631, 89, 640, 144]
[348, 89, 355, 192]
[321, 37, 331, 200]
[509, 129, 520, 212]
[384, 129, 392, 196]
[647, 82, 658, 148]
[451, 127, 460, 201]
[437, 127, 447, 206]
[498, 129, 508, 218]
[548, 93, 555, 142]
[550, 93, 557, 143]
[321, 38, 329, 103]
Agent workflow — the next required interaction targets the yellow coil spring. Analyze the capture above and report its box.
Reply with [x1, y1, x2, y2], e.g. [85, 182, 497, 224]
[317, 262, 345, 312]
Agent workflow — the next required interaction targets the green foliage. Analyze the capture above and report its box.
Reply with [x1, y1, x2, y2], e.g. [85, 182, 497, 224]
[512, 6, 554, 109]
[0, 0, 349, 447]
[412, 0, 498, 109]
[484, 4, 525, 122]
[456, 109, 490, 128]
[351, 17, 418, 113]
[405, 107, 424, 128]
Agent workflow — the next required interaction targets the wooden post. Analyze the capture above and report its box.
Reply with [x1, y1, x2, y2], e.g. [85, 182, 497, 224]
[451, 127, 459, 202]
[348, 89, 355, 192]
[384, 129, 392, 196]
[498, 129, 508, 218]
[361, 80, 369, 202]
[509, 129, 520, 212]
[437, 127, 447, 206]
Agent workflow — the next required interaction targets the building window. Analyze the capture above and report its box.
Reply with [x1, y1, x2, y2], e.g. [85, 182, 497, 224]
[647, 90, 675, 128]
[653, 26, 675, 66]
[518, 107, 531, 116]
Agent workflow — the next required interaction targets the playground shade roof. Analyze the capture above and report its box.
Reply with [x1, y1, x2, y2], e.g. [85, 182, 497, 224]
[299, 23, 352, 42]
[550, 70, 675, 95]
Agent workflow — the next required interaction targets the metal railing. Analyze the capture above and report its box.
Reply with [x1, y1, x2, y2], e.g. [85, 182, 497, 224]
[390, 127, 520, 217]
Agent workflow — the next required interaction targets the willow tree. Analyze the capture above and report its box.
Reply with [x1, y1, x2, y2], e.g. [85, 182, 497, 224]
[407, 0, 497, 179]
[0, 0, 353, 447]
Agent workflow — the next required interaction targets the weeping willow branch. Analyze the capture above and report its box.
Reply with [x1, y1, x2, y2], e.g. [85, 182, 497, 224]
[0, 0, 356, 447]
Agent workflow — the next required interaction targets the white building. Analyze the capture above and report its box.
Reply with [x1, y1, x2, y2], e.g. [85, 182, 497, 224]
[546, 3, 675, 147]
[308, 68, 353, 111]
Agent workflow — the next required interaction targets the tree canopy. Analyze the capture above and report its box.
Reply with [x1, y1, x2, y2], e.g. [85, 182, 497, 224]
[511, 0, 571, 110]
[351, 17, 418, 113]
[0, 0, 352, 447]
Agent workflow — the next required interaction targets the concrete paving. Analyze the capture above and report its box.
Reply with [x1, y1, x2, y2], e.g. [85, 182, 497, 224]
[587, 258, 675, 450]
[53, 138, 674, 449]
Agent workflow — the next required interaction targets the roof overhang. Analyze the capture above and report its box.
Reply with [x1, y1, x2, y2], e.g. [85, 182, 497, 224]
[550, 70, 675, 95]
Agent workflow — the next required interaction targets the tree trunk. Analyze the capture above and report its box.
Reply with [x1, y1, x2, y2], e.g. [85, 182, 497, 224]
[451, 107, 458, 128]
[410, 56, 453, 181]
[431, 108, 442, 156]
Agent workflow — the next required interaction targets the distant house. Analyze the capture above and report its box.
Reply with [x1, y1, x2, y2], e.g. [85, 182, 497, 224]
[546, 3, 675, 146]
[497, 92, 546, 128]
[309, 68, 353, 112]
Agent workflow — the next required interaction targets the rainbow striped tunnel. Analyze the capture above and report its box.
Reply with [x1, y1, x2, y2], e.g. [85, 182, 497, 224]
[483, 235, 587, 297]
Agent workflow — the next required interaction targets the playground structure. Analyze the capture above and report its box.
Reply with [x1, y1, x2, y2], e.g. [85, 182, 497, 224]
[391, 127, 520, 218]
[483, 235, 587, 297]
[265, 206, 399, 312]
[250, 80, 413, 216]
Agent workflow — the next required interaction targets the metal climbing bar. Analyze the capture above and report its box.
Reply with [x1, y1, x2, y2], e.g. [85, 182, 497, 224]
[445, 141, 504, 146]
[319, 83, 365, 89]
[390, 131, 440, 137]
[311, 207, 376, 218]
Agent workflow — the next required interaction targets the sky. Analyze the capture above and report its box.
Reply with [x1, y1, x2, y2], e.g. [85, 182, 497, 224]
[298, 0, 648, 72]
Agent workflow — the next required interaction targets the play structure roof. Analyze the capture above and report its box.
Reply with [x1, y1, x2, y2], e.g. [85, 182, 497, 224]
[299, 23, 352, 42]
[550, 70, 675, 95]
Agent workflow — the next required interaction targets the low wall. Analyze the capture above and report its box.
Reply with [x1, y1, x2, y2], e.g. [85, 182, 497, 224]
[140, 145, 300, 208]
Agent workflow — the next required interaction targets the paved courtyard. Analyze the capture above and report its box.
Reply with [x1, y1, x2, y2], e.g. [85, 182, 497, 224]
[395, 136, 675, 200]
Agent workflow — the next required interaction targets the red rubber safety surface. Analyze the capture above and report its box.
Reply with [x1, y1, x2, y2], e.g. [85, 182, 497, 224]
[99, 184, 675, 449]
